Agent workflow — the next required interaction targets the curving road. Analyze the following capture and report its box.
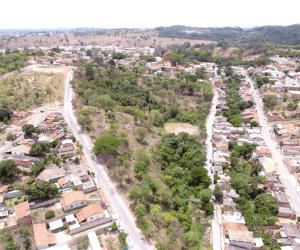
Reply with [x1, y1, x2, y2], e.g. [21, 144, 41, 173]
[247, 74, 300, 213]
[62, 71, 152, 250]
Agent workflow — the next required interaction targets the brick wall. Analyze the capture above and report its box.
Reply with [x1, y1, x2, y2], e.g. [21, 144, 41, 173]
[10, 159, 32, 168]
[278, 202, 291, 208]
[70, 216, 113, 235]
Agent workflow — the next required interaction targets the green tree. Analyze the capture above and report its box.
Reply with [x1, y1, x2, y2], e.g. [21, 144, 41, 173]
[283, 70, 289, 75]
[0, 160, 19, 182]
[0, 108, 13, 122]
[283, 93, 288, 102]
[134, 204, 147, 220]
[22, 124, 36, 137]
[199, 189, 212, 206]
[20, 180, 58, 199]
[263, 94, 278, 108]
[134, 127, 148, 141]
[254, 193, 279, 216]
[250, 121, 259, 128]
[29, 143, 50, 156]
[93, 135, 121, 155]
[118, 231, 128, 249]
[52, 139, 58, 148]
[213, 184, 223, 201]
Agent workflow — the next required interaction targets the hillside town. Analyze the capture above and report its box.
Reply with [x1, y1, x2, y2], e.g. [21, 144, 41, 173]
[2, 40, 300, 250]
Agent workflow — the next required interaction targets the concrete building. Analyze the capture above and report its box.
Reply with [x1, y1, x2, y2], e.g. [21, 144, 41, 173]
[228, 230, 255, 250]
[15, 201, 32, 226]
[60, 191, 87, 212]
[76, 204, 104, 224]
[33, 223, 56, 250]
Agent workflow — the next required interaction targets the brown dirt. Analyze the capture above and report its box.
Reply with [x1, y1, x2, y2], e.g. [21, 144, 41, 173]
[5, 30, 216, 48]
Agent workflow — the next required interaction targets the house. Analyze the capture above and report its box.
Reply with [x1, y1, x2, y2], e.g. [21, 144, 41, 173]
[7, 157, 32, 167]
[17, 139, 35, 146]
[58, 177, 70, 189]
[277, 129, 297, 137]
[0, 184, 9, 194]
[274, 192, 290, 208]
[37, 136, 54, 144]
[38, 121, 61, 132]
[268, 111, 283, 121]
[14, 201, 32, 226]
[61, 139, 73, 148]
[281, 223, 300, 238]
[225, 212, 246, 224]
[60, 191, 87, 212]
[266, 176, 280, 188]
[285, 158, 300, 173]
[76, 204, 104, 224]
[50, 131, 66, 140]
[228, 230, 255, 250]
[6, 145, 31, 156]
[47, 112, 61, 120]
[278, 207, 296, 219]
[273, 183, 285, 192]
[213, 154, 226, 166]
[216, 142, 228, 153]
[277, 137, 299, 146]
[223, 198, 235, 210]
[11, 111, 30, 121]
[33, 223, 57, 250]
[214, 166, 223, 175]
[282, 146, 300, 155]
[223, 222, 248, 237]
[222, 189, 239, 201]
[287, 90, 300, 100]
[255, 146, 272, 157]
[258, 156, 278, 176]
[58, 146, 75, 157]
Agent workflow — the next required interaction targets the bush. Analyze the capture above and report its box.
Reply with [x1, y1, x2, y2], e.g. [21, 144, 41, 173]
[297, 216, 300, 222]
[26, 179, 35, 185]
[14, 201, 19, 205]
[111, 221, 117, 230]
[63, 221, 68, 229]
[71, 186, 77, 191]
[45, 210, 55, 219]
[74, 157, 79, 162]
[54, 159, 60, 164]
[56, 193, 61, 198]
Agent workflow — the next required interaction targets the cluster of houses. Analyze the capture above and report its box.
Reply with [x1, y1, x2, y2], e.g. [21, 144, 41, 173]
[0, 170, 113, 250]
[2, 112, 76, 169]
[211, 76, 299, 249]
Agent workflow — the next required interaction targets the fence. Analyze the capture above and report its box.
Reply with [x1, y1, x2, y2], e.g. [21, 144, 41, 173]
[70, 216, 113, 236]
[3, 154, 43, 162]
[29, 197, 61, 210]
[83, 186, 97, 194]
[4, 190, 25, 199]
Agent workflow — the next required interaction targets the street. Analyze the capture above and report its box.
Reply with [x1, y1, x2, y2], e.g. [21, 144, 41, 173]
[247, 75, 300, 213]
[62, 71, 152, 250]
[205, 87, 221, 250]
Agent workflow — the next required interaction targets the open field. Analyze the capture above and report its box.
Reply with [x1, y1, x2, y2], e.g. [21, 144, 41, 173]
[0, 67, 71, 111]
[3, 30, 217, 48]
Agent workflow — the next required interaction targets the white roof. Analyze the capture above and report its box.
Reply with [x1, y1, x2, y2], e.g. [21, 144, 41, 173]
[45, 244, 70, 250]
[65, 214, 75, 223]
[254, 237, 264, 247]
[49, 219, 63, 231]
[62, 139, 73, 145]
[88, 231, 102, 250]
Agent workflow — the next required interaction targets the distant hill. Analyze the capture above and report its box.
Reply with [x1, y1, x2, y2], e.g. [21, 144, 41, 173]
[0, 27, 107, 34]
[155, 25, 300, 45]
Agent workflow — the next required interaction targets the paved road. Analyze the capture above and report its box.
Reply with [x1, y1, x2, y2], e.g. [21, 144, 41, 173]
[0, 133, 24, 158]
[62, 71, 152, 250]
[204, 87, 221, 250]
[247, 75, 300, 213]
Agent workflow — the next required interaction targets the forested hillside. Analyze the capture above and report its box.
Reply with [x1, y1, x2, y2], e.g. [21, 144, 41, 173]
[0, 51, 27, 75]
[156, 25, 300, 45]
[71, 62, 215, 249]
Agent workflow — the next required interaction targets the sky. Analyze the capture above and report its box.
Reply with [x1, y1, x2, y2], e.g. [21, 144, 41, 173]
[1, 0, 300, 30]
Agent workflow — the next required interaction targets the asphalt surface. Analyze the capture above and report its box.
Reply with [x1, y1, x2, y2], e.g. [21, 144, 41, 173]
[62, 71, 152, 250]
[204, 88, 221, 250]
[247, 75, 300, 213]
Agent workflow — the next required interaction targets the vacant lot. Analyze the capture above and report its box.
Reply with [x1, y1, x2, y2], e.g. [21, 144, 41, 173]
[31, 202, 64, 222]
[0, 67, 70, 111]
[5, 30, 216, 48]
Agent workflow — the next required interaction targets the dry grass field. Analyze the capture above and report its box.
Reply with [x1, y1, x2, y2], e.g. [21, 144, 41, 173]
[4, 29, 216, 48]
[0, 67, 71, 111]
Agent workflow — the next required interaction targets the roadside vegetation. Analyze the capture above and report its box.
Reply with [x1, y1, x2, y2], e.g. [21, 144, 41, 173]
[71, 61, 214, 249]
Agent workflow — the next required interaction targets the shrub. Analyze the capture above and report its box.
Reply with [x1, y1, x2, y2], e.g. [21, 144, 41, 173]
[56, 193, 61, 198]
[45, 210, 55, 219]
[74, 157, 79, 162]
[17, 195, 21, 200]
[71, 186, 77, 191]
[27, 197, 32, 202]
[111, 221, 117, 230]
[54, 159, 60, 164]
[91, 172, 95, 176]
[297, 216, 300, 222]
[63, 221, 68, 229]
[14, 201, 19, 205]
[26, 179, 35, 185]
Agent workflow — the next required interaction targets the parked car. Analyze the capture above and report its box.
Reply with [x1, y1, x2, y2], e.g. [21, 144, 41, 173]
[210, 167, 213, 174]
[209, 159, 212, 163]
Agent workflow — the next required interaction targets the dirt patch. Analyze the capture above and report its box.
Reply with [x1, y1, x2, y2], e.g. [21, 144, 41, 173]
[31, 202, 64, 222]
[0, 67, 70, 111]
[164, 122, 200, 135]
